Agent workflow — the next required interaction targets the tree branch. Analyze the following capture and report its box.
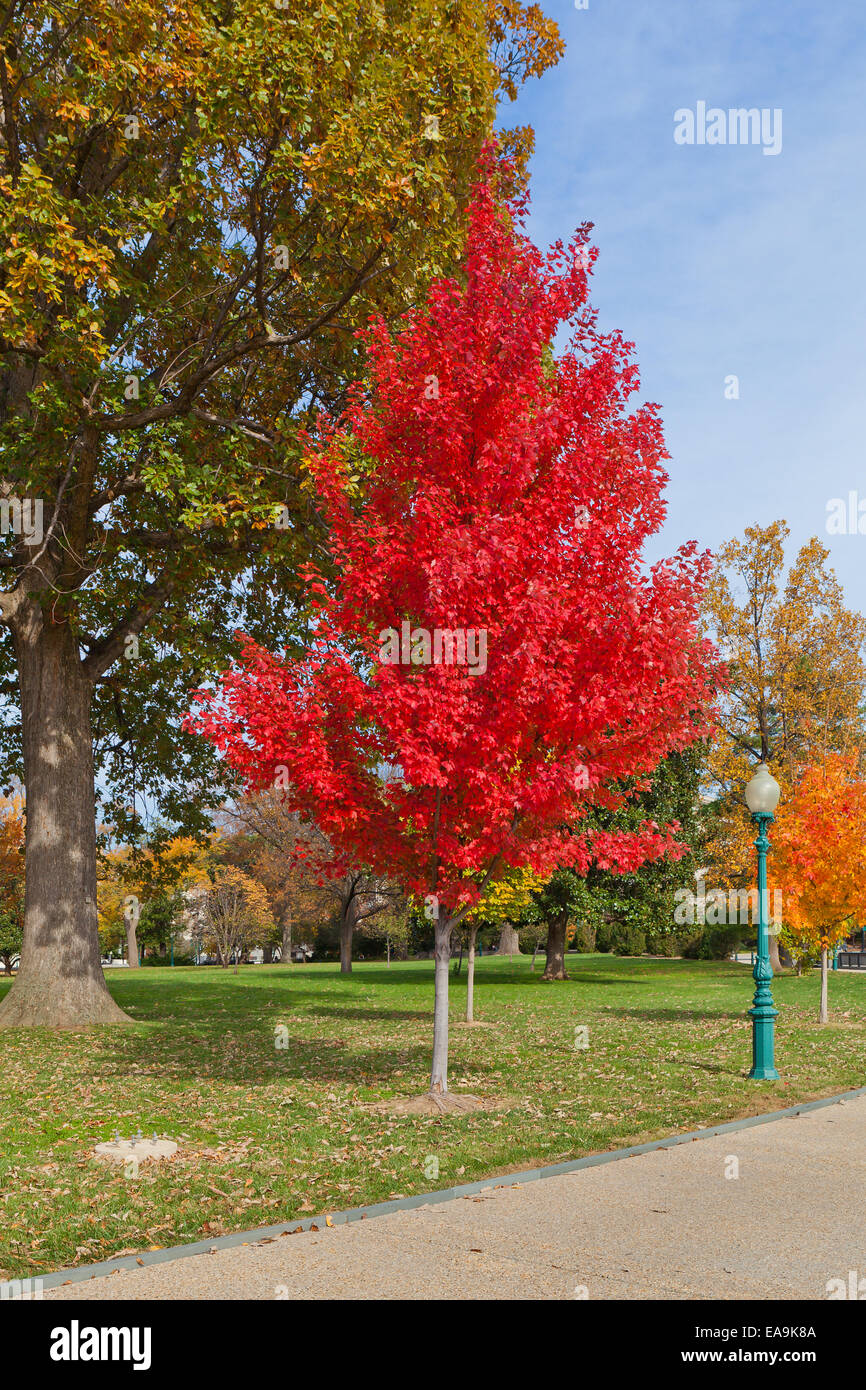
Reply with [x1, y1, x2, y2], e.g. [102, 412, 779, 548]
[82, 567, 177, 681]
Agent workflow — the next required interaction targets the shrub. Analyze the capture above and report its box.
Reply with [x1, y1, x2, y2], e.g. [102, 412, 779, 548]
[572, 921, 597, 953]
[595, 920, 613, 953]
[680, 925, 742, 960]
[645, 931, 679, 957]
[611, 924, 646, 956]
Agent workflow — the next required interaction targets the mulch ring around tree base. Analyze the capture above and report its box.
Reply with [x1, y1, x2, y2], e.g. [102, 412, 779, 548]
[364, 1092, 515, 1116]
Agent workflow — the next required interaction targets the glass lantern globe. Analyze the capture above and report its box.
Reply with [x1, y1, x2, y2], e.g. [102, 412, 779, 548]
[744, 762, 781, 815]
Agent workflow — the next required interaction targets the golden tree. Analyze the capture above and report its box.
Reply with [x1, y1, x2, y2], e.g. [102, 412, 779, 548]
[461, 867, 540, 1021]
[702, 522, 866, 968]
[98, 834, 215, 964]
[202, 865, 274, 973]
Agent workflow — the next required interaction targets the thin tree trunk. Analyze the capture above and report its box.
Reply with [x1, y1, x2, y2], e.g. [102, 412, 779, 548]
[0, 612, 130, 1027]
[768, 931, 781, 974]
[430, 916, 453, 1093]
[339, 909, 353, 974]
[820, 947, 829, 1024]
[466, 924, 479, 1022]
[124, 919, 139, 969]
[279, 909, 292, 964]
[542, 910, 569, 980]
[386, 936, 391, 968]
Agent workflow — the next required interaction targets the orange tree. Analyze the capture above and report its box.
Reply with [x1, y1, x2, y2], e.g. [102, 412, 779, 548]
[771, 755, 866, 1021]
[0, 796, 24, 972]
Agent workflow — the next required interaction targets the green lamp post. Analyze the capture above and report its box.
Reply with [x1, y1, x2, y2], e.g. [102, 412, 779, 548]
[745, 762, 781, 1080]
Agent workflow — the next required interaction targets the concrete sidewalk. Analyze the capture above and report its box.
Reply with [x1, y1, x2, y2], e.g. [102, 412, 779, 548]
[46, 1094, 866, 1301]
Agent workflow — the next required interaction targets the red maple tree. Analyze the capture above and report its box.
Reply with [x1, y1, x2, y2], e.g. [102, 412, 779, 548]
[189, 152, 720, 1102]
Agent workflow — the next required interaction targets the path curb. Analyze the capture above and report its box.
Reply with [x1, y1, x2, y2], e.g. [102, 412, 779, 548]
[35, 1083, 866, 1291]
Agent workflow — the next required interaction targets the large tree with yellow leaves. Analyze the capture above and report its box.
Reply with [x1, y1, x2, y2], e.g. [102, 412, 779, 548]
[0, 0, 562, 1026]
[701, 521, 866, 969]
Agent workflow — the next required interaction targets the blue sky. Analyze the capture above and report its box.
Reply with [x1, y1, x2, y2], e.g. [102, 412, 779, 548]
[504, 0, 866, 611]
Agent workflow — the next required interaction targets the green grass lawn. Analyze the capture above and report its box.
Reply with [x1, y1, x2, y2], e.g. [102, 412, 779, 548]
[1, 954, 864, 1279]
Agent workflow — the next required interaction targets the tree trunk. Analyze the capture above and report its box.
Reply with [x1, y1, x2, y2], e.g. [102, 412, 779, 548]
[339, 909, 353, 974]
[430, 916, 453, 1093]
[466, 924, 479, 1022]
[542, 910, 569, 980]
[820, 947, 829, 1024]
[495, 922, 521, 955]
[386, 936, 391, 967]
[0, 614, 131, 1027]
[124, 918, 139, 969]
[279, 910, 292, 964]
[768, 930, 781, 974]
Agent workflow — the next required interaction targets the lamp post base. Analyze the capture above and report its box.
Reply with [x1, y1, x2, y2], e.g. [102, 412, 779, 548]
[748, 1004, 779, 1080]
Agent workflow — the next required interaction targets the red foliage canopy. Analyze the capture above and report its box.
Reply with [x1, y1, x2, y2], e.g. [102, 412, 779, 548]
[189, 152, 720, 920]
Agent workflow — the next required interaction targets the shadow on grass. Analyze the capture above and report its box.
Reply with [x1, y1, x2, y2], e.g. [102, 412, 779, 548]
[85, 1026, 449, 1088]
[78, 973, 477, 1088]
[671, 1057, 749, 1078]
[298, 1004, 431, 1023]
[602, 1006, 745, 1023]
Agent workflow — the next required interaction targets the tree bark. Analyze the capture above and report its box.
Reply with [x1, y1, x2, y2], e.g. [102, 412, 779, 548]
[466, 924, 479, 1022]
[0, 611, 131, 1027]
[124, 918, 140, 968]
[339, 908, 354, 974]
[430, 916, 453, 1093]
[279, 910, 292, 964]
[768, 930, 782, 974]
[542, 910, 569, 980]
[820, 947, 829, 1024]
